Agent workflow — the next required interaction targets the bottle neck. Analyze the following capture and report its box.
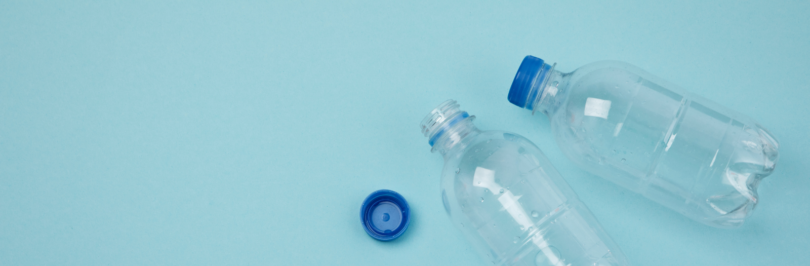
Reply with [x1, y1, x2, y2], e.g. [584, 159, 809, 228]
[531, 69, 569, 118]
[431, 118, 480, 157]
[507, 56, 570, 118]
[420, 100, 481, 157]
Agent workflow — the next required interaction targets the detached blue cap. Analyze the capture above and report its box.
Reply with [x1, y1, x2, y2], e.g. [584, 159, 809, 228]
[361, 189, 410, 241]
[508, 55, 549, 110]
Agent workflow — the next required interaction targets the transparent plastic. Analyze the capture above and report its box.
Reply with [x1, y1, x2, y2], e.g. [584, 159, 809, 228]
[421, 100, 627, 266]
[510, 57, 779, 228]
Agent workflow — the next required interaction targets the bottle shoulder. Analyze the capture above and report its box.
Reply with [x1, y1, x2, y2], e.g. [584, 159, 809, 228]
[443, 130, 539, 158]
[568, 61, 674, 92]
[441, 130, 551, 179]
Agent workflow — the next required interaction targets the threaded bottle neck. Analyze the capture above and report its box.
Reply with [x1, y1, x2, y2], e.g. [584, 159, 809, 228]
[420, 100, 478, 154]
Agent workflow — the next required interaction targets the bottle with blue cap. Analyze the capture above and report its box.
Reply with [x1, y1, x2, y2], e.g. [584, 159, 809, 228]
[421, 100, 627, 266]
[507, 56, 779, 228]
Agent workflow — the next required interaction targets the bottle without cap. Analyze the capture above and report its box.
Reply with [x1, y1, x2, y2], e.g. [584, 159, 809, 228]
[507, 56, 779, 228]
[421, 100, 627, 266]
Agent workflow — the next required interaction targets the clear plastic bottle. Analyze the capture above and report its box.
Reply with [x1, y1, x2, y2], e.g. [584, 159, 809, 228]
[507, 56, 779, 228]
[421, 100, 627, 266]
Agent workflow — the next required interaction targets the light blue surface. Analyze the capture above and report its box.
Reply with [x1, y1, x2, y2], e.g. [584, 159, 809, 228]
[1, 1, 808, 265]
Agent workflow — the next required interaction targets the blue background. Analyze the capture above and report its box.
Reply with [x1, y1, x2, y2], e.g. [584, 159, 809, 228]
[2, 1, 809, 265]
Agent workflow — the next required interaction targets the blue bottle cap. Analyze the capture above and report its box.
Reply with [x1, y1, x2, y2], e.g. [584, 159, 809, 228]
[360, 189, 410, 241]
[508, 55, 547, 109]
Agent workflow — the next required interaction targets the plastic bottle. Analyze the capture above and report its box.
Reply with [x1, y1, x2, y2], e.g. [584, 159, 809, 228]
[421, 100, 627, 266]
[507, 55, 779, 228]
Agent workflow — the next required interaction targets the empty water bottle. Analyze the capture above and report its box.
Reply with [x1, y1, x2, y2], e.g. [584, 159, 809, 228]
[507, 55, 779, 228]
[421, 100, 627, 266]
